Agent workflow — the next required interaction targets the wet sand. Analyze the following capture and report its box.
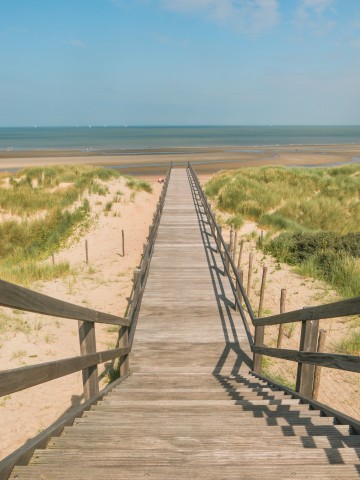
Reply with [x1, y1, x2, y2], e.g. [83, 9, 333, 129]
[1, 144, 359, 176]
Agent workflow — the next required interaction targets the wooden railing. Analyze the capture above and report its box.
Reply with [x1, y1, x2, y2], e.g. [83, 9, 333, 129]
[187, 163, 360, 427]
[0, 164, 172, 478]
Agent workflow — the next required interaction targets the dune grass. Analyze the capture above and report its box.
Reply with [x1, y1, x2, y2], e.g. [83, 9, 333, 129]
[0, 165, 128, 285]
[205, 165, 360, 297]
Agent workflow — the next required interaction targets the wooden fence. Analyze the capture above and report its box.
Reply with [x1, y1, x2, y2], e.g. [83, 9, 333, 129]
[0, 164, 172, 478]
[187, 163, 360, 433]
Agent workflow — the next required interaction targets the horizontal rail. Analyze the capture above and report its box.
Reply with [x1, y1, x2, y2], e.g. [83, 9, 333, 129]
[252, 345, 360, 373]
[0, 346, 130, 397]
[0, 279, 130, 326]
[254, 296, 360, 326]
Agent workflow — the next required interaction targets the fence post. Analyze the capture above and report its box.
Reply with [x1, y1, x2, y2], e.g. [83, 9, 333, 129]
[225, 243, 230, 273]
[236, 269, 243, 310]
[233, 231, 238, 263]
[253, 325, 265, 374]
[78, 320, 99, 401]
[217, 225, 222, 253]
[277, 289, 287, 348]
[247, 252, 253, 297]
[312, 329, 327, 400]
[229, 225, 234, 258]
[258, 266, 267, 317]
[296, 317, 320, 397]
[122, 229, 125, 257]
[237, 240, 244, 270]
[118, 326, 129, 377]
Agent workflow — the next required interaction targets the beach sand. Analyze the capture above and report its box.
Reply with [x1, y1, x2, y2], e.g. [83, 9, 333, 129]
[1, 145, 359, 461]
[1, 144, 360, 176]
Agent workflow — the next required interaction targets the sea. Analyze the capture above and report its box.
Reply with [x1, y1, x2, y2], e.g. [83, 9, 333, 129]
[0, 126, 359, 151]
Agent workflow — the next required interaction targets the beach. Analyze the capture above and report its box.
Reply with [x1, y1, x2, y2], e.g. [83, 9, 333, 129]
[1, 143, 360, 177]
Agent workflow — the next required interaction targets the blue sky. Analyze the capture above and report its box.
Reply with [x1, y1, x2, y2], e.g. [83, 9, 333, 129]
[0, 0, 360, 126]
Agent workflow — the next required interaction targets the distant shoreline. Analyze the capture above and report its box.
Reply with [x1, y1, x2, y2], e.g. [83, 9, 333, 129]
[0, 144, 359, 176]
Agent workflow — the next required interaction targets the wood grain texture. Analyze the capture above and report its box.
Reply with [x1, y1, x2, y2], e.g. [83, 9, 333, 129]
[0, 347, 130, 397]
[252, 345, 360, 373]
[254, 296, 360, 326]
[6, 168, 360, 480]
[0, 279, 129, 326]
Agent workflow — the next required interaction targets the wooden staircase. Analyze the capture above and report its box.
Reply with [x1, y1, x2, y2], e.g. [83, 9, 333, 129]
[3, 167, 360, 479]
[10, 371, 360, 479]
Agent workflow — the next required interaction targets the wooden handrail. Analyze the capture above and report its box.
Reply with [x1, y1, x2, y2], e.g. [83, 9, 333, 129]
[0, 164, 172, 403]
[251, 346, 360, 373]
[0, 279, 130, 326]
[254, 296, 360, 326]
[0, 346, 131, 397]
[187, 162, 360, 398]
[187, 163, 254, 347]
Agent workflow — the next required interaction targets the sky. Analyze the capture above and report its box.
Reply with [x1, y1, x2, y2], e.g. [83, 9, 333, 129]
[0, 0, 360, 126]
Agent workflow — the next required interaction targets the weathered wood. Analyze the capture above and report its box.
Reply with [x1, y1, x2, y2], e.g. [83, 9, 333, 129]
[0, 375, 129, 480]
[254, 296, 360, 326]
[235, 269, 243, 311]
[258, 266, 267, 317]
[78, 320, 99, 401]
[122, 229, 125, 257]
[237, 240, 244, 270]
[277, 289, 287, 348]
[251, 371, 360, 434]
[251, 345, 360, 373]
[232, 231, 238, 263]
[296, 319, 319, 396]
[51, 253, 55, 265]
[0, 279, 129, 326]
[312, 329, 327, 400]
[0, 346, 130, 397]
[229, 225, 234, 258]
[253, 325, 265, 374]
[246, 252, 253, 298]
[119, 327, 130, 377]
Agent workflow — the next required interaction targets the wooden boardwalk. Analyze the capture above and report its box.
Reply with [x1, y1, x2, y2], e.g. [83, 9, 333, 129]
[10, 168, 360, 479]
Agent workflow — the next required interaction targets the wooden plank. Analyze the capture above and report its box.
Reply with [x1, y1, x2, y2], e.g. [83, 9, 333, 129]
[0, 375, 129, 480]
[0, 347, 130, 397]
[251, 370, 360, 434]
[0, 279, 130, 326]
[251, 345, 360, 373]
[254, 296, 360, 326]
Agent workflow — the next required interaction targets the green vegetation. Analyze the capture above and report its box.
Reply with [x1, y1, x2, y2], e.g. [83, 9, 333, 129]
[125, 176, 153, 193]
[261, 357, 296, 390]
[334, 331, 360, 355]
[0, 165, 125, 285]
[206, 165, 360, 297]
[264, 232, 360, 297]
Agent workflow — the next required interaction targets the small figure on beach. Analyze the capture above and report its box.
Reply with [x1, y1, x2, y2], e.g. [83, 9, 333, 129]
[158, 177, 164, 184]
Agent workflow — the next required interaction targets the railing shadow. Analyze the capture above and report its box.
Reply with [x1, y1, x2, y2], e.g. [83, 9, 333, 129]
[187, 169, 252, 376]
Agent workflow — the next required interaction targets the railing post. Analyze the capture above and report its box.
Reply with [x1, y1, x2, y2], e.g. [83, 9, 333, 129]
[78, 320, 99, 401]
[235, 269, 243, 310]
[312, 329, 327, 400]
[277, 288, 287, 348]
[118, 326, 129, 377]
[253, 325, 265, 374]
[296, 318, 320, 397]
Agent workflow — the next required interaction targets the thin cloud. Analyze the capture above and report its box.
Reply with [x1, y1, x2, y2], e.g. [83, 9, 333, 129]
[294, 0, 337, 32]
[68, 38, 87, 48]
[160, 0, 280, 34]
